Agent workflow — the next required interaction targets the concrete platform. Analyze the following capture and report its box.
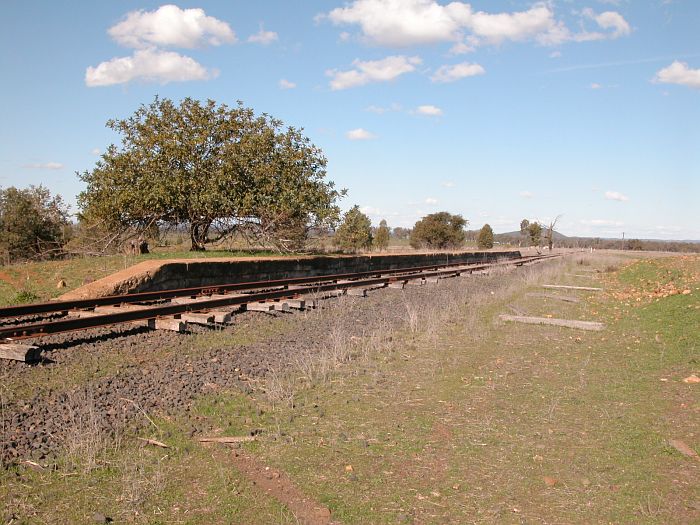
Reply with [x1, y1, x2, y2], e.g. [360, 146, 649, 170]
[59, 250, 522, 301]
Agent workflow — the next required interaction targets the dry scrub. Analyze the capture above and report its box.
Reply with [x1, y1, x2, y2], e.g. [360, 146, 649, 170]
[263, 259, 564, 406]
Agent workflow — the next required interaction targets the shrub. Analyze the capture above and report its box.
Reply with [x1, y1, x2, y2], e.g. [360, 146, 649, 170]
[334, 206, 372, 252]
[477, 224, 494, 249]
[0, 185, 70, 263]
[373, 220, 390, 251]
[409, 212, 467, 249]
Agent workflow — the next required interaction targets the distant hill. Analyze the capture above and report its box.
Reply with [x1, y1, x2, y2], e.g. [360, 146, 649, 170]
[489, 230, 698, 253]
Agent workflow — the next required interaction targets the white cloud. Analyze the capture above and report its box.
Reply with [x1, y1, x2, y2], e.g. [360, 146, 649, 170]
[469, 4, 569, 46]
[415, 104, 443, 116]
[425, 197, 438, 205]
[519, 190, 534, 198]
[431, 61, 484, 83]
[90, 148, 101, 156]
[322, 0, 467, 46]
[549, 50, 562, 58]
[441, 181, 456, 188]
[24, 162, 63, 170]
[585, 9, 631, 38]
[365, 103, 402, 114]
[590, 82, 602, 89]
[575, 8, 631, 42]
[322, 0, 571, 47]
[279, 78, 296, 89]
[321, 1, 630, 49]
[580, 219, 624, 227]
[346, 128, 377, 140]
[85, 49, 215, 87]
[326, 55, 421, 90]
[108, 5, 236, 49]
[605, 191, 629, 202]
[449, 36, 479, 54]
[248, 27, 278, 45]
[653, 61, 700, 89]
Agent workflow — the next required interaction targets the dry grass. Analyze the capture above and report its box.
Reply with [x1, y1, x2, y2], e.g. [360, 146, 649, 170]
[263, 260, 562, 407]
[64, 389, 116, 474]
[245, 253, 699, 524]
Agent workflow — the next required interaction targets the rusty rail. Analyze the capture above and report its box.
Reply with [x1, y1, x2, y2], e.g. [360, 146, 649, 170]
[0, 254, 559, 340]
[0, 255, 550, 319]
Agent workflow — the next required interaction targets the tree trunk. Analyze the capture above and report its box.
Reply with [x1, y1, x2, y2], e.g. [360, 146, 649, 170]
[190, 222, 210, 251]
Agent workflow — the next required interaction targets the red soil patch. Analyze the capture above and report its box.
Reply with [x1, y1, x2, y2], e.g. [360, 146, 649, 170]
[226, 448, 337, 525]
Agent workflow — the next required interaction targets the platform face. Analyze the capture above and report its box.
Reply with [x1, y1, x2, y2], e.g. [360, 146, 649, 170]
[60, 250, 522, 301]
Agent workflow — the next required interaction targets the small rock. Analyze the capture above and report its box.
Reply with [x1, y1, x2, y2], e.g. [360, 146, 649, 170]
[92, 512, 111, 523]
[543, 476, 558, 487]
[682, 374, 700, 384]
[582, 478, 591, 487]
[56, 279, 67, 289]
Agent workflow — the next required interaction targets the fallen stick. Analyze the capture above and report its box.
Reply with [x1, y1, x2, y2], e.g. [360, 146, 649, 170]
[526, 292, 580, 303]
[197, 435, 256, 444]
[542, 285, 602, 292]
[668, 439, 699, 461]
[499, 314, 604, 331]
[137, 437, 170, 448]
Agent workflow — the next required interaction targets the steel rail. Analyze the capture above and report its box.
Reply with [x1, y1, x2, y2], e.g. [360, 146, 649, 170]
[0, 255, 559, 340]
[0, 254, 550, 319]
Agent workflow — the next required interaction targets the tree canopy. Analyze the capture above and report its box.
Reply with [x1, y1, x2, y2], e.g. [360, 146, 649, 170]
[409, 212, 467, 249]
[373, 219, 390, 251]
[527, 222, 542, 246]
[334, 206, 373, 252]
[477, 223, 494, 249]
[0, 185, 70, 263]
[78, 97, 344, 251]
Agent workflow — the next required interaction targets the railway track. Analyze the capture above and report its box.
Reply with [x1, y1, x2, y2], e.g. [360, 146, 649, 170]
[0, 254, 558, 345]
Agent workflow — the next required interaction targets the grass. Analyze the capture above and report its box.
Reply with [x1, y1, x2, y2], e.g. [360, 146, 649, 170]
[0, 249, 292, 306]
[2, 253, 698, 523]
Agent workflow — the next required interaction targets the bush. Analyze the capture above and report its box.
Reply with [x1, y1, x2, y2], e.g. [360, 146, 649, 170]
[373, 220, 390, 251]
[409, 212, 467, 249]
[334, 206, 372, 252]
[0, 185, 70, 263]
[477, 224, 494, 249]
[527, 222, 542, 246]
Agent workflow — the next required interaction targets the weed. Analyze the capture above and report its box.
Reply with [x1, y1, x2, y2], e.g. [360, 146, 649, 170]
[10, 288, 39, 304]
[64, 389, 115, 474]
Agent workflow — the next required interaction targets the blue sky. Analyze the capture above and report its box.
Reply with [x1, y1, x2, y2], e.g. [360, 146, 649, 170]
[1, 0, 698, 240]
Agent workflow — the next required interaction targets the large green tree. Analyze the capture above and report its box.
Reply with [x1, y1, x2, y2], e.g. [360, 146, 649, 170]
[334, 206, 372, 252]
[409, 212, 467, 249]
[0, 185, 70, 263]
[477, 223, 494, 249]
[79, 97, 344, 251]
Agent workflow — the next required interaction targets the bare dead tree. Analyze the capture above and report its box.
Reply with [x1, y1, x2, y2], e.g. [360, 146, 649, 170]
[545, 215, 563, 251]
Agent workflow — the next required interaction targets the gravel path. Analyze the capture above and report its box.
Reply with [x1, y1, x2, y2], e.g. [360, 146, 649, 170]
[0, 272, 517, 465]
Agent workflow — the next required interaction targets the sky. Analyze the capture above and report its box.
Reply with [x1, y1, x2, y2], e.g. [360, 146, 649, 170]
[1, 0, 698, 240]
